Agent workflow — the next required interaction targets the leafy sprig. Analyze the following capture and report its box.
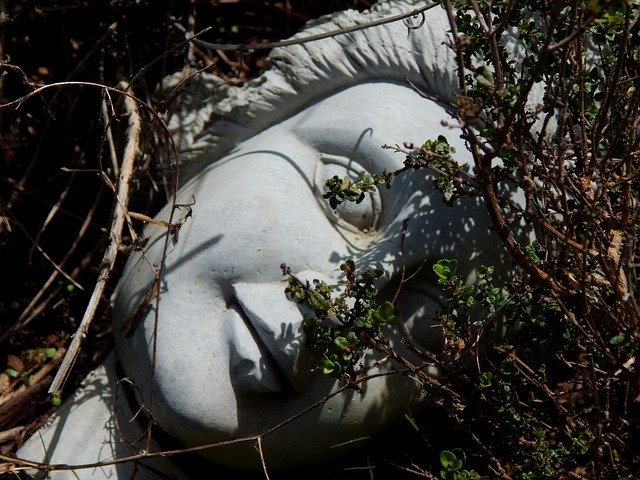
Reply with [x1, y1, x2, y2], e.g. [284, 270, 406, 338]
[281, 260, 399, 379]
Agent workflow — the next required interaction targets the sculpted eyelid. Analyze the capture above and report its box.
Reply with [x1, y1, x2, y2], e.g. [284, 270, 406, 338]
[320, 153, 362, 170]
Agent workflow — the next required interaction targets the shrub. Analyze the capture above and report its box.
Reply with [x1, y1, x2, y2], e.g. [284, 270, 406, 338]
[297, 1, 640, 477]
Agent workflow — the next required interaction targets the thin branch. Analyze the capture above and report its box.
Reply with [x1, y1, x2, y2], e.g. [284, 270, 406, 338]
[101, 91, 120, 178]
[48, 82, 141, 395]
[0, 80, 147, 113]
[0, 426, 25, 444]
[442, 1, 569, 295]
[7, 370, 413, 474]
[442, 0, 468, 94]
[6, 198, 99, 332]
[545, 9, 606, 53]
[6, 218, 84, 293]
[257, 437, 271, 480]
[493, 345, 569, 416]
[8, 184, 105, 339]
[171, 2, 441, 53]
[1, 246, 96, 346]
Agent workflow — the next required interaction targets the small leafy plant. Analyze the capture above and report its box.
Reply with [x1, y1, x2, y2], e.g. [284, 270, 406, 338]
[321, 135, 469, 209]
[281, 261, 399, 379]
[440, 449, 488, 480]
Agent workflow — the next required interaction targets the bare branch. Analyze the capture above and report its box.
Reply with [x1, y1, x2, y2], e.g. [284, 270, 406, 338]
[48, 82, 141, 394]
[171, 2, 441, 53]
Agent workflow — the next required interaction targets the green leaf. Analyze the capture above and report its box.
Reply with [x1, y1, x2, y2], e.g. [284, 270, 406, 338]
[609, 334, 625, 345]
[309, 291, 327, 310]
[440, 450, 458, 469]
[340, 259, 355, 273]
[376, 301, 399, 324]
[452, 448, 466, 466]
[44, 347, 57, 359]
[334, 336, 349, 351]
[320, 358, 337, 375]
[479, 371, 493, 388]
[51, 392, 62, 407]
[433, 259, 458, 281]
[4, 368, 19, 378]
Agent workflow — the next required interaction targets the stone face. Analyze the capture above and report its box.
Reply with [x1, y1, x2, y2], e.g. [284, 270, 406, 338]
[111, 81, 504, 470]
[18, 1, 537, 476]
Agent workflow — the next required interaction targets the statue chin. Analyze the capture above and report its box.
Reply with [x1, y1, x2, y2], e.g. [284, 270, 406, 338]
[17, 1, 534, 476]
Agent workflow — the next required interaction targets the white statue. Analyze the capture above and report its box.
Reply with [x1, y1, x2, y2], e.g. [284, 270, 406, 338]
[17, 1, 534, 477]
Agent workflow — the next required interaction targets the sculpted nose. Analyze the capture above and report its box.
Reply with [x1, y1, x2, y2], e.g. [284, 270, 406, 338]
[232, 279, 316, 392]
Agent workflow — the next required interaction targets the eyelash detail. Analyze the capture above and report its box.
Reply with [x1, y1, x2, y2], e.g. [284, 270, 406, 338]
[315, 153, 382, 233]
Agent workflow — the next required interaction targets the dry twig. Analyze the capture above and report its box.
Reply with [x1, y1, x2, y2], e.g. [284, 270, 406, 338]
[48, 81, 141, 395]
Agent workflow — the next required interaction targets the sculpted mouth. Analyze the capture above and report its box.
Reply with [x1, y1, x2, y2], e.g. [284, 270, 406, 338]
[227, 281, 310, 394]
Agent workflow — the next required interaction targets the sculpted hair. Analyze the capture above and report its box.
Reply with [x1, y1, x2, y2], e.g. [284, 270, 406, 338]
[160, 0, 459, 182]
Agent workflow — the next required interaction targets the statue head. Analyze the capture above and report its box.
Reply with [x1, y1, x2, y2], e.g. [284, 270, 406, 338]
[111, 1, 521, 471]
